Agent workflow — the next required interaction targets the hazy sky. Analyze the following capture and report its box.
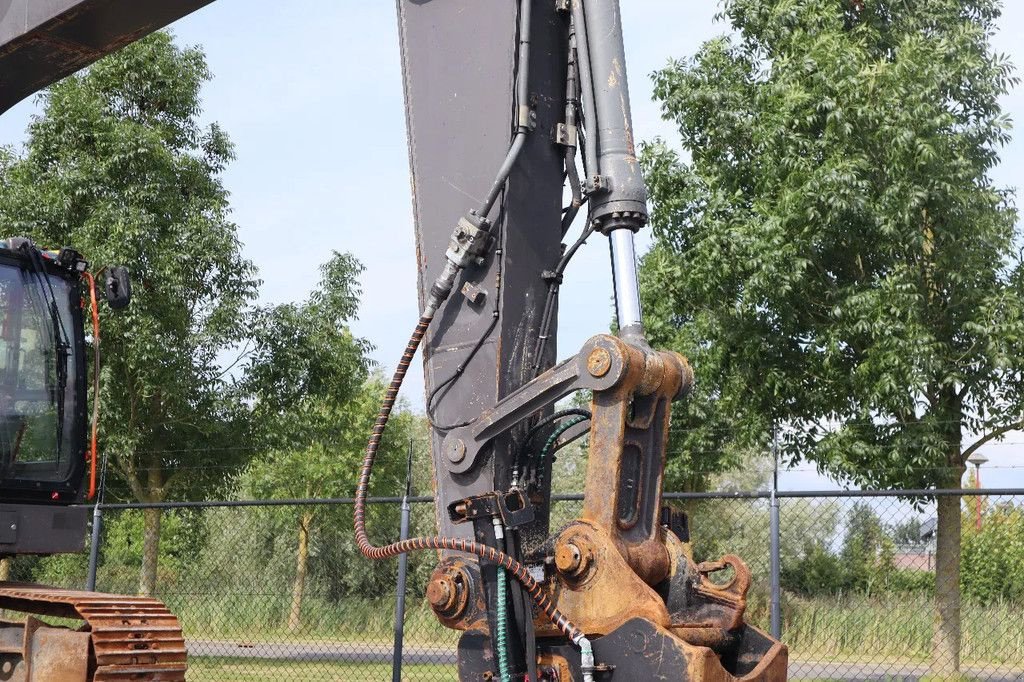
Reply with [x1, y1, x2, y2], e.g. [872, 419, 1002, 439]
[2, 1, 1022, 491]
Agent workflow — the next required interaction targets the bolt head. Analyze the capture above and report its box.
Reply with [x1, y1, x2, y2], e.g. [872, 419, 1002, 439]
[555, 542, 593, 580]
[427, 578, 453, 610]
[446, 438, 467, 464]
[587, 347, 612, 378]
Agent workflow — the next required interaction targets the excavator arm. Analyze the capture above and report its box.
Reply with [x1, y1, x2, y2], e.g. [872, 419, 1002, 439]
[0, 0, 213, 115]
[0, 2, 789, 680]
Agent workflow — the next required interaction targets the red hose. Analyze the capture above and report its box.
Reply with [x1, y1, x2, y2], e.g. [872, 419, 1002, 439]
[83, 272, 101, 500]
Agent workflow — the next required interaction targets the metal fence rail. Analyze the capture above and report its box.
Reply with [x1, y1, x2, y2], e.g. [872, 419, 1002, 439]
[7, 488, 1020, 681]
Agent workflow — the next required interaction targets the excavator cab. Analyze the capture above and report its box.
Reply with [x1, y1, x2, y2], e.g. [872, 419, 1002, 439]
[0, 241, 185, 682]
[0, 239, 91, 555]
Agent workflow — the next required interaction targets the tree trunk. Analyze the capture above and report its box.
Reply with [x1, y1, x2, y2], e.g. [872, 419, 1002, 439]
[137, 459, 165, 597]
[287, 511, 314, 632]
[139, 507, 162, 597]
[930, 388, 964, 679]
[930, 493, 962, 677]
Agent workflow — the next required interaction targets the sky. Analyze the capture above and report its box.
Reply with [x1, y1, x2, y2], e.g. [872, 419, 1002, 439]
[1, 1, 1022, 491]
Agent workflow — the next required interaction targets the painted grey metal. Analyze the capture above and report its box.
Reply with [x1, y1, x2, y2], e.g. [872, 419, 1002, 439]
[396, 0, 568, 540]
[608, 228, 643, 331]
[0, 504, 88, 555]
[391, 441, 415, 682]
[390, 502, 411, 681]
[0, 0, 214, 116]
[770, 438, 782, 639]
[769, 494, 781, 638]
[86, 504, 102, 590]
[577, 0, 648, 235]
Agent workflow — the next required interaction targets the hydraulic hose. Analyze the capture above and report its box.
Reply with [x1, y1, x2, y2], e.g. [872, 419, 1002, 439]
[353, 312, 587, 644]
[477, 0, 534, 219]
[493, 517, 511, 682]
[570, 1, 599, 183]
[535, 415, 589, 491]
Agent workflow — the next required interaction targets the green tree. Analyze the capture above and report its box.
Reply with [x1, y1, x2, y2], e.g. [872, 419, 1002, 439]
[960, 501, 1024, 604]
[890, 517, 925, 547]
[0, 32, 259, 596]
[640, 0, 1021, 673]
[841, 503, 895, 594]
[240, 253, 412, 631]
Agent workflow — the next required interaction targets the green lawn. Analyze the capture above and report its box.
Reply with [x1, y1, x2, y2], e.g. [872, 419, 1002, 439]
[189, 658, 452, 681]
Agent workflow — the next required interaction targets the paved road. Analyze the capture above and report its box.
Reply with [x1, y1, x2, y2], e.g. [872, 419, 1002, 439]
[189, 641, 1024, 680]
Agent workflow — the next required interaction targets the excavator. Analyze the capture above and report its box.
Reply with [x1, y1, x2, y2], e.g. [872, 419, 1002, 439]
[0, 1, 788, 680]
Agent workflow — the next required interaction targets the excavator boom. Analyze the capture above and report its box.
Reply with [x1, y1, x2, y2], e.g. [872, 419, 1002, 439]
[0, 2, 790, 680]
[0, 0, 212, 115]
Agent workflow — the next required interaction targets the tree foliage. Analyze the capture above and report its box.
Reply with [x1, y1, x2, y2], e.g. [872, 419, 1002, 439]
[640, 0, 1020, 669]
[641, 0, 1021, 487]
[0, 32, 258, 596]
[0, 31, 259, 501]
[238, 252, 414, 628]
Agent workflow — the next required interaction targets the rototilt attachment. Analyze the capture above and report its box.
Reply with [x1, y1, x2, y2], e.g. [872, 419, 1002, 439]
[431, 334, 788, 680]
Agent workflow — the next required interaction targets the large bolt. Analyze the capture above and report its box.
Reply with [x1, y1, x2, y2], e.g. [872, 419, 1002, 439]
[587, 347, 612, 378]
[427, 566, 471, 620]
[555, 541, 591, 579]
[446, 438, 467, 464]
[427, 577, 455, 611]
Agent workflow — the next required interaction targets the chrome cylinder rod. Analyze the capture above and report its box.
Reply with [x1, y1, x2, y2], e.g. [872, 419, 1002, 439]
[609, 229, 643, 333]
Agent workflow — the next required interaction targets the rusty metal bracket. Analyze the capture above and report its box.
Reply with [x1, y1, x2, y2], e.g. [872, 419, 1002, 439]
[440, 335, 631, 475]
[448, 489, 535, 529]
[660, 505, 690, 544]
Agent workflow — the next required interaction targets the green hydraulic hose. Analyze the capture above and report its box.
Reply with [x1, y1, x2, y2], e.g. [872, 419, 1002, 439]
[492, 517, 511, 681]
[536, 416, 589, 488]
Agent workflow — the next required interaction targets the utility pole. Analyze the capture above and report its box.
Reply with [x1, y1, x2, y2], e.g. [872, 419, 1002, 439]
[392, 439, 415, 682]
[967, 452, 988, 532]
[769, 428, 781, 640]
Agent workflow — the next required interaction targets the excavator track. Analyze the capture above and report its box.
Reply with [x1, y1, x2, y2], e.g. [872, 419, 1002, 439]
[0, 582, 187, 681]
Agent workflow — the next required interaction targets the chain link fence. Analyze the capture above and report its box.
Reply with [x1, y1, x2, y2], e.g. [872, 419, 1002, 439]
[5, 489, 1022, 680]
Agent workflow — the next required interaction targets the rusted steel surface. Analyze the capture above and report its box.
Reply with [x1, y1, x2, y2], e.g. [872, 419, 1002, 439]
[517, 333, 787, 678]
[540, 520, 671, 637]
[580, 336, 692, 586]
[0, 0, 215, 115]
[0, 582, 187, 681]
[0, 617, 89, 681]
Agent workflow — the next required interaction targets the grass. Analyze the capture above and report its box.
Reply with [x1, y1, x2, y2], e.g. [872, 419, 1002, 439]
[777, 593, 1024, 666]
[189, 658, 449, 681]
[154, 590, 1024, 670]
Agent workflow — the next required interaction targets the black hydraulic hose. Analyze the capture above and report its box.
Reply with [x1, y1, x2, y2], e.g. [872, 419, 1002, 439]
[477, 0, 534, 219]
[562, 26, 583, 235]
[531, 224, 596, 374]
[479, 133, 528, 221]
[562, 149, 583, 235]
[514, 407, 593, 481]
[353, 313, 587, 644]
[570, 2, 599, 183]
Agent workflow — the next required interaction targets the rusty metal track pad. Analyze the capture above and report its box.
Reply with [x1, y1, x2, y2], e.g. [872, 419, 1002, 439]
[0, 582, 187, 681]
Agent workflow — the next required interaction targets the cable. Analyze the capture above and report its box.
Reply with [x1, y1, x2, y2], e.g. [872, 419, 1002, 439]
[534, 415, 589, 491]
[84, 271, 101, 500]
[514, 408, 592, 482]
[426, 207, 504, 431]
[492, 517, 511, 682]
[531, 224, 596, 375]
[353, 312, 586, 644]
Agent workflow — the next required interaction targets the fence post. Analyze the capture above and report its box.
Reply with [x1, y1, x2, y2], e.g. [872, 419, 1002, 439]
[392, 440, 415, 682]
[769, 434, 782, 640]
[86, 452, 108, 591]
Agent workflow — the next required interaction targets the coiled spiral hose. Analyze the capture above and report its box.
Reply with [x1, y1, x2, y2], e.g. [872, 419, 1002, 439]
[353, 313, 587, 645]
